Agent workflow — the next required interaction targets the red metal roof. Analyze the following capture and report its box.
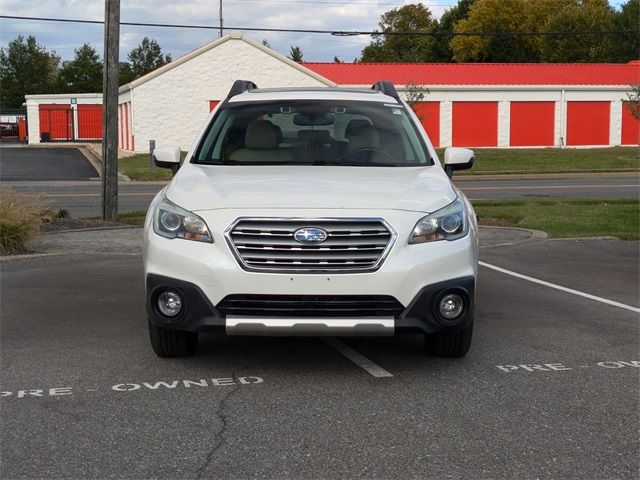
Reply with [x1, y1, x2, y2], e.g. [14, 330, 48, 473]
[302, 61, 640, 86]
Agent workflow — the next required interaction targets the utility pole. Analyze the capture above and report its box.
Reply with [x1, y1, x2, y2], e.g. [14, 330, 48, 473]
[219, 0, 223, 38]
[102, 0, 120, 220]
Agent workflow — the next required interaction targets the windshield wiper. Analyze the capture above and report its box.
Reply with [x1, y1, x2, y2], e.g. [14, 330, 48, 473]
[311, 160, 400, 167]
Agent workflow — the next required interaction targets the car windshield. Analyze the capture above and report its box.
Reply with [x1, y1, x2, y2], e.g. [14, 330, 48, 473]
[194, 100, 432, 167]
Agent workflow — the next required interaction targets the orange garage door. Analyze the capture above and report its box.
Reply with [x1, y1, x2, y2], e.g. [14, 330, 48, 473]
[452, 102, 498, 147]
[411, 102, 440, 147]
[39, 104, 72, 141]
[510, 102, 555, 147]
[566, 101, 610, 146]
[77, 104, 103, 140]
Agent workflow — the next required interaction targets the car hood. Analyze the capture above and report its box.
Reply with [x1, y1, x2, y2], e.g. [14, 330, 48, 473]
[165, 164, 455, 214]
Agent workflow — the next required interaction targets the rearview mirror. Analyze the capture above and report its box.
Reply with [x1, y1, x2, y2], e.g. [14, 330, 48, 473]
[153, 146, 181, 174]
[443, 147, 474, 178]
[293, 113, 334, 126]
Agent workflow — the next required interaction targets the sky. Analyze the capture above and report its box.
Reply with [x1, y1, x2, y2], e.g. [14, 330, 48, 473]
[0, 0, 629, 63]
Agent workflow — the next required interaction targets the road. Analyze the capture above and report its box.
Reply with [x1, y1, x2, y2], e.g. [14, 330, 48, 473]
[1, 229, 638, 479]
[458, 175, 639, 200]
[3, 175, 638, 218]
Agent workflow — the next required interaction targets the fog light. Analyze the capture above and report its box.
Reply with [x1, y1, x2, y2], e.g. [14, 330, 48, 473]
[438, 293, 464, 320]
[158, 291, 182, 317]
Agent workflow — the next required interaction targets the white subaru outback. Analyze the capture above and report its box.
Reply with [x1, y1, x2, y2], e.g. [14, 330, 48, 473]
[144, 80, 478, 358]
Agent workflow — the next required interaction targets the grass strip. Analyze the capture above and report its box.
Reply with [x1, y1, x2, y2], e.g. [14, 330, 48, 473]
[118, 151, 188, 181]
[435, 147, 639, 175]
[119, 147, 639, 181]
[115, 211, 147, 226]
[473, 198, 640, 240]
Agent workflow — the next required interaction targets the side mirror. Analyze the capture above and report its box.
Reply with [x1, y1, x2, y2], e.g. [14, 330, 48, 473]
[152, 146, 181, 174]
[443, 147, 474, 178]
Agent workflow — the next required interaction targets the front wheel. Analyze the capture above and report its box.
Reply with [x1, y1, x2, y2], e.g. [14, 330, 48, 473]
[424, 320, 473, 358]
[148, 319, 198, 357]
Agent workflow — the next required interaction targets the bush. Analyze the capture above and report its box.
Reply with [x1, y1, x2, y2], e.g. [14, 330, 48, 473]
[0, 187, 45, 255]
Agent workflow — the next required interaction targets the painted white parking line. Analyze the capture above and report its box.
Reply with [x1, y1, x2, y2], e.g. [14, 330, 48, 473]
[324, 338, 394, 378]
[480, 261, 640, 314]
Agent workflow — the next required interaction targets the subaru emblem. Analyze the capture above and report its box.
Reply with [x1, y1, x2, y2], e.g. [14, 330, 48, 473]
[294, 227, 328, 244]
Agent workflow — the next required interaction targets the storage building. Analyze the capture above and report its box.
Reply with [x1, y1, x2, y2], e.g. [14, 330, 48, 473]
[25, 32, 639, 152]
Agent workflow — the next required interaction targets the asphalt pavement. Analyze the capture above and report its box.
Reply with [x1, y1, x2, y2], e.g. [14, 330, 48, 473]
[0, 147, 98, 181]
[1, 227, 638, 479]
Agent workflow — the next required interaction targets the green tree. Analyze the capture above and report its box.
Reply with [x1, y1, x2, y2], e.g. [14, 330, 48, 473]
[58, 43, 103, 93]
[118, 62, 136, 86]
[289, 45, 303, 62]
[428, 0, 476, 62]
[127, 37, 172, 79]
[609, 0, 640, 62]
[360, 3, 436, 62]
[625, 84, 640, 158]
[451, 0, 543, 62]
[0, 35, 60, 108]
[539, 0, 617, 62]
[403, 81, 430, 122]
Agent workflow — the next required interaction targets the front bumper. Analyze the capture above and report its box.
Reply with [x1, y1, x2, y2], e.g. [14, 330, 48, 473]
[146, 273, 475, 335]
[144, 208, 478, 307]
[144, 207, 478, 335]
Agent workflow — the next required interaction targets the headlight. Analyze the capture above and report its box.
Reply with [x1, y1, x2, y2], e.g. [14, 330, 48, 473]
[409, 197, 468, 244]
[153, 197, 213, 243]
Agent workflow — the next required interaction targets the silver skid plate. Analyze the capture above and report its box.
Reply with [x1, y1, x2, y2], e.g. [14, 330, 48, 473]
[226, 316, 394, 336]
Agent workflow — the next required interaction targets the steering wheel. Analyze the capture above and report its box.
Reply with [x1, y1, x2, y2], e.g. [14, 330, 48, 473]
[342, 147, 394, 164]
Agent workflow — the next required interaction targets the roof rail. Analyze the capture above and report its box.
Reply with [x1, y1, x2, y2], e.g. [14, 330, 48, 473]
[227, 80, 258, 99]
[371, 80, 400, 101]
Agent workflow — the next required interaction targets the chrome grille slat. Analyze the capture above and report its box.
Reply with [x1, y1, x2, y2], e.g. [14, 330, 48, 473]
[233, 235, 388, 246]
[225, 218, 396, 273]
[237, 246, 385, 252]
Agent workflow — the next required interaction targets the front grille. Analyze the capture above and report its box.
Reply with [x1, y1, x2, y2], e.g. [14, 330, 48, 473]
[217, 294, 405, 317]
[225, 218, 395, 273]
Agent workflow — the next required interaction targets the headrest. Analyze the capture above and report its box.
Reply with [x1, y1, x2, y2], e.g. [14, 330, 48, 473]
[273, 124, 283, 143]
[297, 130, 332, 144]
[245, 120, 279, 149]
[345, 119, 373, 139]
[347, 123, 380, 152]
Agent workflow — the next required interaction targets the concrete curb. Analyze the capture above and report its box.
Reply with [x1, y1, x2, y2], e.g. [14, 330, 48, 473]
[0, 252, 65, 262]
[479, 225, 548, 248]
[42, 225, 143, 235]
[77, 145, 102, 178]
[548, 236, 622, 241]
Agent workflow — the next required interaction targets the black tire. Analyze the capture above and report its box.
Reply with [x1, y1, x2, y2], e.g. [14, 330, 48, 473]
[424, 320, 473, 358]
[148, 319, 198, 358]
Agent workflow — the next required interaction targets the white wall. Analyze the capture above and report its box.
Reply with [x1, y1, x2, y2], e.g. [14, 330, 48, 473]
[128, 37, 330, 153]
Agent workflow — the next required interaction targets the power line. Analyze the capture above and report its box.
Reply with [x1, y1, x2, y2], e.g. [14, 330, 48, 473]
[0, 15, 637, 37]
[227, 0, 457, 5]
